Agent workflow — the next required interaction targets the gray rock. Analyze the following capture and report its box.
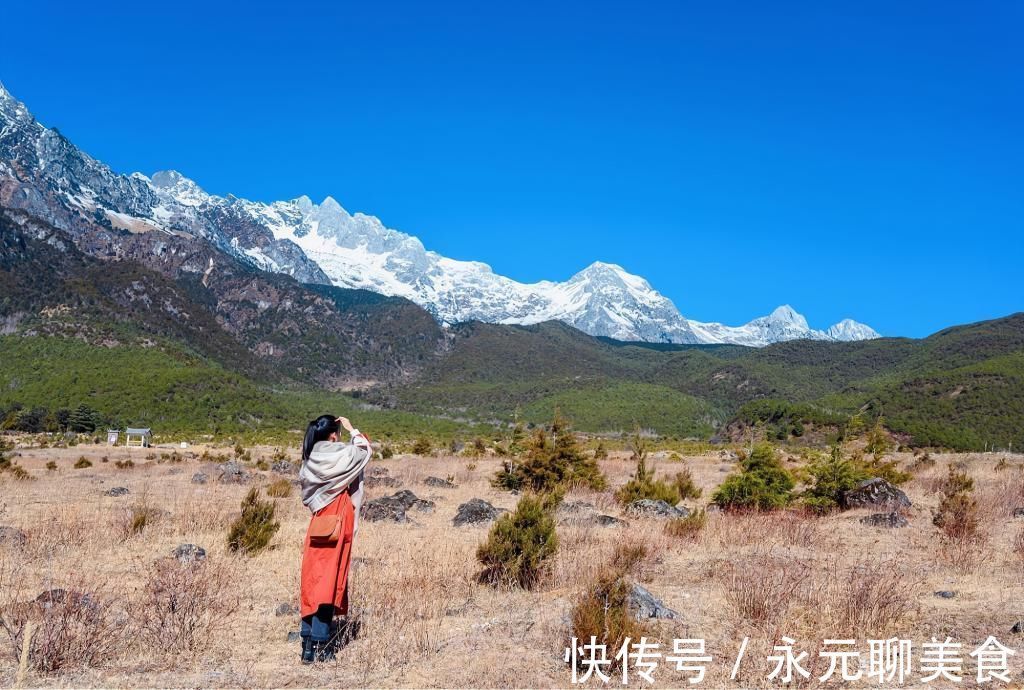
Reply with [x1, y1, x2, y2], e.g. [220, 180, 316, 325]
[453, 498, 505, 526]
[191, 472, 208, 484]
[34, 589, 96, 610]
[625, 499, 688, 519]
[172, 543, 207, 564]
[594, 514, 629, 528]
[1013, 507, 1024, 518]
[365, 474, 401, 488]
[558, 500, 595, 514]
[843, 478, 912, 510]
[275, 602, 299, 617]
[628, 584, 678, 621]
[361, 490, 432, 522]
[218, 461, 250, 484]
[934, 591, 956, 599]
[271, 461, 294, 475]
[860, 512, 909, 528]
[1012, 621, 1024, 635]
[104, 486, 129, 497]
[287, 631, 301, 643]
[368, 466, 390, 478]
[0, 526, 28, 547]
[424, 476, 456, 489]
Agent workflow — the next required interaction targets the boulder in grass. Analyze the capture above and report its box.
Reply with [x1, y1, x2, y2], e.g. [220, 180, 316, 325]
[368, 466, 390, 478]
[217, 461, 250, 484]
[625, 499, 688, 519]
[191, 472, 208, 484]
[594, 514, 629, 528]
[628, 584, 678, 621]
[271, 461, 294, 475]
[365, 474, 401, 489]
[424, 476, 456, 489]
[843, 478, 911, 510]
[453, 498, 505, 526]
[361, 490, 433, 522]
[104, 486, 130, 497]
[173, 543, 207, 564]
[860, 512, 909, 528]
[0, 526, 27, 547]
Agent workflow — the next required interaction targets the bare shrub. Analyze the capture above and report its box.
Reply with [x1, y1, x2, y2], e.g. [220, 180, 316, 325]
[119, 500, 163, 540]
[0, 586, 125, 675]
[132, 558, 240, 655]
[719, 554, 811, 628]
[813, 561, 920, 636]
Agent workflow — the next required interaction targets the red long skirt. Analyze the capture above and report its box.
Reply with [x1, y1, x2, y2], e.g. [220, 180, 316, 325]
[300, 491, 355, 617]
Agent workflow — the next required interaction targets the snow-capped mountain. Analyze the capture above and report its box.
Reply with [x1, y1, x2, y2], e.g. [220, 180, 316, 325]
[0, 81, 879, 346]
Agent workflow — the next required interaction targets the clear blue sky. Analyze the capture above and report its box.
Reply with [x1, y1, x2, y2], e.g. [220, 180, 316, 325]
[4, 1, 1021, 337]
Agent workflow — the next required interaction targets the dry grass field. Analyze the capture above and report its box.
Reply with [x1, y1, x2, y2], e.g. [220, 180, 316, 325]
[1, 440, 1023, 688]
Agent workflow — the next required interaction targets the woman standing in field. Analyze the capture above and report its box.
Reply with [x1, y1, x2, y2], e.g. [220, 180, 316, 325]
[298, 414, 372, 664]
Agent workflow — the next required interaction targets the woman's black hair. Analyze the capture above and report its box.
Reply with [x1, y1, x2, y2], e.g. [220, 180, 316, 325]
[302, 414, 341, 461]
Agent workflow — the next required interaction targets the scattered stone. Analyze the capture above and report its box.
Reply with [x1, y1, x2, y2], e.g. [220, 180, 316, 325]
[271, 461, 294, 475]
[594, 514, 628, 528]
[558, 500, 595, 514]
[34, 589, 96, 610]
[1012, 621, 1024, 635]
[424, 476, 456, 489]
[218, 461, 251, 484]
[287, 631, 301, 643]
[191, 472, 208, 485]
[104, 486, 130, 497]
[860, 512, 909, 528]
[368, 466, 390, 478]
[361, 490, 432, 522]
[0, 526, 28, 547]
[1013, 507, 1024, 518]
[365, 475, 401, 488]
[361, 498, 408, 523]
[275, 602, 299, 617]
[453, 498, 506, 526]
[934, 591, 956, 599]
[173, 543, 207, 564]
[625, 499, 688, 519]
[843, 478, 912, 510]
[628, 584, 678, 621]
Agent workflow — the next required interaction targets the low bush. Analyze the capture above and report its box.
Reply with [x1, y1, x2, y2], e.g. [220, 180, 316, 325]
[411, 437, 432, 455]
[801, 445, 868, 513]
[114, 459, 134, 470]
[477, 490, 560, 589]
[568, 544, 651, 672]
[672, 466, 702, 500]
[227, 488, 280, 555]
[712, 442, 794, 511]
[45, 461, 57, 471]
[265, 478, 292, 498]
[73, 457, 92, 469]
[665, 509, 707, 540]
[933, 466, 979, 540]
[493, 415, 606, 493]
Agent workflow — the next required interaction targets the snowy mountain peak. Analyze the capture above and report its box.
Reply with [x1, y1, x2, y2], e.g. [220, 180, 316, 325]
[827, 319, 881, 342]
[0, 81, 883, 348]
[766, 304, 810, 329]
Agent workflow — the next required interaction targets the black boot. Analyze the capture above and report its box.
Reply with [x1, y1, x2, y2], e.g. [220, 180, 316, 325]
[310, 638, 336, 663]
[301, 636, 314, 664]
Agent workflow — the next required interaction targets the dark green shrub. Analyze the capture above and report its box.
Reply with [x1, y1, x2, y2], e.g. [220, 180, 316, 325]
[712, 442, 794, 511]
[227, 488, 280, 555]
[115, 459, 134, 470]
[593, 441, 608, 460]
[46, 460, 57, 471]
[672, 467, 702, 500]
[380, 444, 394, 460]
[933, 466, 979, 540]
[493, 415, 606, 492]
[411, 437, 432, 455]
[74, 457, 92, 469]
[801, 445, 869, 513]
[477, 491, 560, 589]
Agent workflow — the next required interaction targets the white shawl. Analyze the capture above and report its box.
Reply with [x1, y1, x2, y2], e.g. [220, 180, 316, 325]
[300, 431, 372, 531]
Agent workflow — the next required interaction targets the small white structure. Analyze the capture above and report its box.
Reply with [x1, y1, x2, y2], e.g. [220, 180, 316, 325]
[125, 428, 152, 448]
[106, 429, 120, 446]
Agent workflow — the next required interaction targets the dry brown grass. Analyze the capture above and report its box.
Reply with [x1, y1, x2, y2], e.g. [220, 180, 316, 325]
[0, 443, 1020, 687]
